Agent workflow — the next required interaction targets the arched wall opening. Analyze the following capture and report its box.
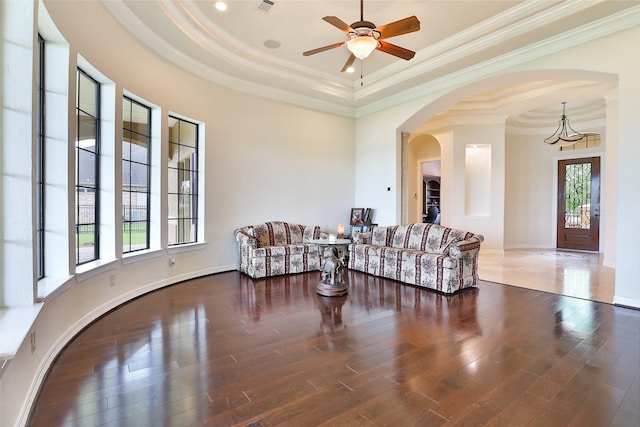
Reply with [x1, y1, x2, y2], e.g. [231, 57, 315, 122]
[406, 134, 441, 224]
[398, 69, 617, 260]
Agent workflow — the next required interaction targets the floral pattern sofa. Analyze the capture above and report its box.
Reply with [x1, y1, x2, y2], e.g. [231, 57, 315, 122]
[348, 223, 484, 294]
[235, 221, 327, 278]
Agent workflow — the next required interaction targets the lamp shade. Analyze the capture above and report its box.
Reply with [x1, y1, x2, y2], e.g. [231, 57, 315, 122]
[347, 35, 378, 59]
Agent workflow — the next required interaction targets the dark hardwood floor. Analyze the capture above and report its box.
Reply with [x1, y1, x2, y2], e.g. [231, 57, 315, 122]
[28, 271, 639, 426]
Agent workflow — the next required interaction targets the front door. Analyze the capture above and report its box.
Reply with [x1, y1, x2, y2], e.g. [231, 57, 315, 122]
[557, 157, 600, 251]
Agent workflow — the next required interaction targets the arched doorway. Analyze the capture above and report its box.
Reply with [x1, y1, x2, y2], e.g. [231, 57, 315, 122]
[406, 134, 441, 224]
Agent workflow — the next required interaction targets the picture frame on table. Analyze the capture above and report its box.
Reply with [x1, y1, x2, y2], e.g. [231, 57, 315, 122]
[350, 208, 365, 225]
[363, 208, 372, 224]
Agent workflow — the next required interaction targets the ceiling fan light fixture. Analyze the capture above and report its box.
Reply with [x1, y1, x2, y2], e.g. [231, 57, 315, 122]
[347, 27, 379, 59]
[347, 36, 377, 59]
[302, 1, 420, 72]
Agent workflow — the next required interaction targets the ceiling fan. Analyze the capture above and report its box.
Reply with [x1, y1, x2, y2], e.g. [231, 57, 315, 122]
[303, 0, 420, 72]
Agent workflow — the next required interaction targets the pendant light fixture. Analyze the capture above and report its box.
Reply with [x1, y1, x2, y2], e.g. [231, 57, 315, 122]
[544, 102, 586, 145]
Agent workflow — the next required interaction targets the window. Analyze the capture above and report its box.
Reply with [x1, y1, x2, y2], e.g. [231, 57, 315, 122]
[36, 34, 45, 278]
[122, 96, 151, 253]
[75, 69, 100, 265]
[168, 117, 199, 245]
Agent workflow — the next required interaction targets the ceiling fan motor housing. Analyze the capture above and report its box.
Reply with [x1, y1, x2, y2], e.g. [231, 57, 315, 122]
[349, 21, 381, 40]
[350, 20, 376, 30]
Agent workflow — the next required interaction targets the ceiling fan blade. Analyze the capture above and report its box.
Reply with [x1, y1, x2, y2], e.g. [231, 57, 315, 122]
[323, 16, 353, 33]
[377, 41, 416, 60]
[303, 41, 346, 56]
[341, 54, 356, 72]
[376, 16, 420, 39]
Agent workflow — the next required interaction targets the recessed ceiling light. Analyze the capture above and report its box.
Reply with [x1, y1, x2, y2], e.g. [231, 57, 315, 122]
[215, 2, 227, 11]
[263, 39, 281, 49]
[346, 66, 355, 73]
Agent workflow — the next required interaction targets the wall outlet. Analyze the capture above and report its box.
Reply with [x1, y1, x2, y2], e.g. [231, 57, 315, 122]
[169, 257, 176, 267]
[109, 274, 116, 287]
[30, 330, 36, 354]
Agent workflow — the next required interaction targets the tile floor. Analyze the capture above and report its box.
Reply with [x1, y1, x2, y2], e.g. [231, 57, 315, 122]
[478, 249, 615, 304]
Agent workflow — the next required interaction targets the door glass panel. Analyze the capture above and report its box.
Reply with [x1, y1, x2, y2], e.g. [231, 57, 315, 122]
[564, 162, 591, 229]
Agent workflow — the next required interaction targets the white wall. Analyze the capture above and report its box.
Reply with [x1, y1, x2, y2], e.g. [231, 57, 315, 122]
[504, 132, 557, 248]
[354, 113, 403, 226]
[450, 123, 505, 252]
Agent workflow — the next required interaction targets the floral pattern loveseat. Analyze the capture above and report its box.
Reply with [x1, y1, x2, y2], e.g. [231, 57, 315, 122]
[348, 223, 484, 294]
[235, 221, 327, 278]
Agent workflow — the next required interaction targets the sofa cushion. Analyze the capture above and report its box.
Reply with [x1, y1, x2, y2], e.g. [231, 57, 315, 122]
[371, 226, 395, 246]
[378, 223, 475, 256]
[303, 225, 321, 242]
[251, 221, 305, 247]
[391, 224, 430, 251]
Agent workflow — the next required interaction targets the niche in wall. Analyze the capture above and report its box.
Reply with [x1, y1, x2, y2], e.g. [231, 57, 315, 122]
[465, 144, 491, 216]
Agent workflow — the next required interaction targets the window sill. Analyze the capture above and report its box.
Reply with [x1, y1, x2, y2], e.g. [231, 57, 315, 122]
[37, 275, 74, 300]
[122, 248, 163, 265]
[76, 258, 119, 283]
[168, 241, 207, 254]
[0, 304, 43, 361]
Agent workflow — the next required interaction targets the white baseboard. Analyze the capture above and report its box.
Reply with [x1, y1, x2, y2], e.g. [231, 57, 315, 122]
[613, 295, 640, 309]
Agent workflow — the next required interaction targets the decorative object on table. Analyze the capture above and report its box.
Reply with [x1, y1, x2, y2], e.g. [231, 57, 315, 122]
[350, 208, 365, 225]
[329, 233, 337, 243]
[337, 223, 345, 238]
[317, 246, 348, 297]
[352, 207, 374, 233]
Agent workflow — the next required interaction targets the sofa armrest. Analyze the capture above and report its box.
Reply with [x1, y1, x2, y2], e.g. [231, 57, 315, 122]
[235, 230, 258, 249]
[352, 231, 372, 244]
[448, 235, 484, 259]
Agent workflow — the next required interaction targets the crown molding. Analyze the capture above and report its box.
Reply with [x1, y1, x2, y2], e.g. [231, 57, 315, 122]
[100, 0, 640, 118]
[100, 0, 357, 116]
[356, 5, 640, 118]
[353, 0, 599, 100]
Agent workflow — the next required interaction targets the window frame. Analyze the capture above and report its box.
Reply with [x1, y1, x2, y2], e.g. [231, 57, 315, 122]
[121, 95, 152, 254]
[75, 68, 101, 266]
[36, 34, 45, 279]
[168, 115, 199, 246]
